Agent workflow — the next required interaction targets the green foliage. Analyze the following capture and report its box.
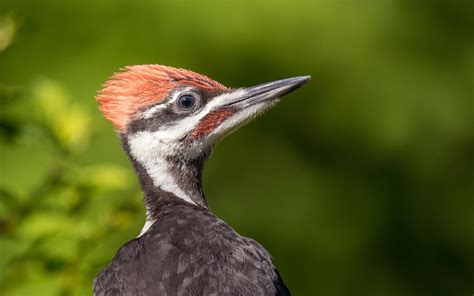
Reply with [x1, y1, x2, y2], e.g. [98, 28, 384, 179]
[0, 1, 473, 295]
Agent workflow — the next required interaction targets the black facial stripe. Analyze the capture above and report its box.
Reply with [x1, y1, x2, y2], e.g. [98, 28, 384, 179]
[127, 107, 183, 134]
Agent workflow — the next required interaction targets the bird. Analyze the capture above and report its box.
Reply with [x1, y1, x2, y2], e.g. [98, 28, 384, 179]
[93, 64, 310, 296]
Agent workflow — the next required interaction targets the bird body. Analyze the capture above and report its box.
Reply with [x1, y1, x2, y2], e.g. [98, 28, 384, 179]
[94, 197, 288, 295]
[93, 65, 309, 295]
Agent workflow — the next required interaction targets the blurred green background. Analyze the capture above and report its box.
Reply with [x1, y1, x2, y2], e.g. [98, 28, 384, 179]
[0, 0, 473, 295]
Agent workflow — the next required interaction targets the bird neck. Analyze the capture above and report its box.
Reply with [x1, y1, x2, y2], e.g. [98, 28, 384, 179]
[121, 136, 209, 218]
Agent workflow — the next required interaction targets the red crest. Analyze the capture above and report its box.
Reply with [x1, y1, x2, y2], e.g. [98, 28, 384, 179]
[96, 65, 228, 132]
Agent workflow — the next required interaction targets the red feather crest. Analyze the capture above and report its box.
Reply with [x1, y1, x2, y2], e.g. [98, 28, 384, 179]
[96, 65, 228, 132]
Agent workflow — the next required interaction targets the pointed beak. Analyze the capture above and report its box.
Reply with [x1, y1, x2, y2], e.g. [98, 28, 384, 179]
[189, 75, 310, 148]
[225, 76, 311, 107]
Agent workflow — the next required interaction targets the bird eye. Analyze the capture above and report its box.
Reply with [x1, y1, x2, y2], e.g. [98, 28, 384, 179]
[177, 94, 197, 111]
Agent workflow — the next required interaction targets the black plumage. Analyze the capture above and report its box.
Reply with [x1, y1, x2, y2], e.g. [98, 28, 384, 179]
[93, 197, 289, 296]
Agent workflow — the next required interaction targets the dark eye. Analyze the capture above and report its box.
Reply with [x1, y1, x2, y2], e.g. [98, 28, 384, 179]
[177, 94, 196, 110]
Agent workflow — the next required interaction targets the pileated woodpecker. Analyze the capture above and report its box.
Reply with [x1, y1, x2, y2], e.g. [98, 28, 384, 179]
[93, 65, 310, 295]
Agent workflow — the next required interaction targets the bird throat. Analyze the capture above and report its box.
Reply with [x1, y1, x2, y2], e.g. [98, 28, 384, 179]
[121, 133, 210, 223]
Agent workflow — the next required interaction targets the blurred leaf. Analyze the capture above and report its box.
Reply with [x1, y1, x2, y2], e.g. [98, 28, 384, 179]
[0, 136, 54, 199]
[32, 79, 91, 152]
[0, 238, 30, 273]
[0, 14, 17, 52]
[71, 163, 132, 191]
[7, 274, 62, 296]
[17, 213, 76, 239]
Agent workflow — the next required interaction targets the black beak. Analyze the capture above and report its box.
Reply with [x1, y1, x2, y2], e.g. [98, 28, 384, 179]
[226, 76, 311, 107]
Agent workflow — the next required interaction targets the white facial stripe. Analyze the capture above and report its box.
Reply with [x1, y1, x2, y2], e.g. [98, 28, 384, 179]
[141, 104, 167, 119]
[208, 88, 247, 109]
[128, 131, 197, 205]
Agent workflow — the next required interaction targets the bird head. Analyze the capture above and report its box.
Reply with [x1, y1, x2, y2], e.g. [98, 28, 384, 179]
[97, 65, 310, 206]
[98, 65, 309, 158]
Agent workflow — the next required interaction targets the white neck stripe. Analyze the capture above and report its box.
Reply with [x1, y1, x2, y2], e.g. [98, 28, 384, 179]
[128, 131, 197, 206]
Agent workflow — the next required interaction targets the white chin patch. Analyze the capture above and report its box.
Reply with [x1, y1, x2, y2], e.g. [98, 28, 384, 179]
[127, 131, 196, 206]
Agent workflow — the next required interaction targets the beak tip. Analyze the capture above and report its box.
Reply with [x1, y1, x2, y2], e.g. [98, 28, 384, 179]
[289, 75, 311, 90]
[234, 75, 311, 107]
[298, 75, 312, 84]
[287, 75, 311, 88]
